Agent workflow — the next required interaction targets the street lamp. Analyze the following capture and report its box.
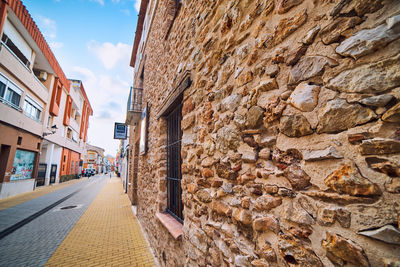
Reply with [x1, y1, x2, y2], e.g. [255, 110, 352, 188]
[43, 125, 58, 137]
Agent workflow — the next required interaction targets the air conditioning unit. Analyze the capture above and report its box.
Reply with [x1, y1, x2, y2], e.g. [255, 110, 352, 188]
[38, 71, 47, 81]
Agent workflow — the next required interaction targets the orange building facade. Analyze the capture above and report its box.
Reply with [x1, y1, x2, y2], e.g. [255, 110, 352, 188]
[59, 148, 80, 177]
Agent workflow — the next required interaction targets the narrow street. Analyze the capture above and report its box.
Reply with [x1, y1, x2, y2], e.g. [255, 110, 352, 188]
[0, 175, 155, 266]
[0, 0, 399, 266]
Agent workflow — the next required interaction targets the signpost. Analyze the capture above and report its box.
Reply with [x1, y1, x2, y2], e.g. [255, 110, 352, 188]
[114, 122, 127, 140]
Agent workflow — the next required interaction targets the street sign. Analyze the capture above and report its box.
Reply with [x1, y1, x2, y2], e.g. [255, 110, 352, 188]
[114, 123, 127, 139]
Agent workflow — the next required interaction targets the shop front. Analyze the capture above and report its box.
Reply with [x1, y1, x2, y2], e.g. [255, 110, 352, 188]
[0, 122, 41, 199]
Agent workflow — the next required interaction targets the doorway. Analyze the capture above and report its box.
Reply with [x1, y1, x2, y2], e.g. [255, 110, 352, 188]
[132, 142, 139, 205]
[0, 145, 11, 183]
[36, 163, 46, 186]
[50, 164, 57, 184]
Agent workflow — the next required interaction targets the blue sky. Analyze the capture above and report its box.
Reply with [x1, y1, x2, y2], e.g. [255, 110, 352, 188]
[23, 0, 140, 156]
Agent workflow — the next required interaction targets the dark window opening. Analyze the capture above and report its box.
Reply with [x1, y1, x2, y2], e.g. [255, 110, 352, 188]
[131, 142, 140, 205]
[36, 163, 46, 187]
[63, 155, 66, 162]
[17, 136, 22, 145]
[55, 85, 62, 104]
[0, 81, 5, 97]
[165, 97, 183, 222]
[1, 34, 31, 67]
[0, 145, 11, 183]
[139, 66, 144, 86]
[6, 87, 21, 107]
[37, 142, 41, 150]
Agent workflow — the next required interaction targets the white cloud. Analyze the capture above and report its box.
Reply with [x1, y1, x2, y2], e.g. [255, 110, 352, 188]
[69, 66, 130, 155]
[90, 0, 105, 5]
[50, 41, 64, 50]
[37, 15, 57, 39]
[70, 66, 97, 88]
[121, 9, 130, 15]
[134, 0, 141, 12]
[88, 41, 131, 70]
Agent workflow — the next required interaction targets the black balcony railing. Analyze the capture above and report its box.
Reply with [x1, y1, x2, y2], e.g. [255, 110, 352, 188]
[126, 87, 143, 125]
[127, 87, 143, 113]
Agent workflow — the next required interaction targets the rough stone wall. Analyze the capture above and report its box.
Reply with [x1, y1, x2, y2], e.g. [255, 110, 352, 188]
[132, 0, 400, 266]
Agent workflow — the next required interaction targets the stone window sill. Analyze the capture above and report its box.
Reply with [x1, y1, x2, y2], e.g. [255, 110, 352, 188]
[156, 212, 183, 241]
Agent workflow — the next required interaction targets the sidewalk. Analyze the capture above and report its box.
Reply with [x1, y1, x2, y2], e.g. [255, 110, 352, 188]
[0, 178, 86, 211]
[46, 177, 155, 267]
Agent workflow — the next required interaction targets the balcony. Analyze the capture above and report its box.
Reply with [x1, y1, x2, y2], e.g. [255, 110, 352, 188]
[125, 87, 143, 125]
[0, 43, 48, 102]
[49, 101, 59, 116]
[70, 118, 80, 133]
[50, 78, 62, 117]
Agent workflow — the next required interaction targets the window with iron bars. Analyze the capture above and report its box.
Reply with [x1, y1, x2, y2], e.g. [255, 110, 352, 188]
[165, 99, 183, 222]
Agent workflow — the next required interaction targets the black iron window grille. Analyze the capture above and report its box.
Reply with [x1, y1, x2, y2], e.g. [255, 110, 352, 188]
[166, 101, 183, 222]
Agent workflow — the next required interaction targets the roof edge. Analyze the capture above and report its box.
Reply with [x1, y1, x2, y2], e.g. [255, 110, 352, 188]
[8, 0, 70, 91]
[129, 0, 149, 68]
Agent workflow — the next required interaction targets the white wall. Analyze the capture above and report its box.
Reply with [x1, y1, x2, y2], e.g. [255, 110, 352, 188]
[0, 179, 35, 199]
[53, 146, 62, 183]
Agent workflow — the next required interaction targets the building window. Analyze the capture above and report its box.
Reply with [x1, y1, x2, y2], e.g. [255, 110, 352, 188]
[166, 99, 183, 222]
[1, 34, 31, 67]
[163, 0, 183, 39]
[23, 96, 42, 122]
[0, 72, 23, 110]
[0, 81, 4, 97]
[72, 130, 78, 142]
[47, 115, 53, 128]
[67, 128, 72, 139]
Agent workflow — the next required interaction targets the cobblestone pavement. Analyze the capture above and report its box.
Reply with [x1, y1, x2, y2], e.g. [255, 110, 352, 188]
[0, 175, 107, 266]
[0, 177, 96, 233]
[46, 178, 155, 267]
[0, 178, 86, 211]
[0, 175, 155, 267]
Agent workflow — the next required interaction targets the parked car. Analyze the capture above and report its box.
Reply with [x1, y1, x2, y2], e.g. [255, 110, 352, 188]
[83, 168, 95, 177]
[89, 169, 96, 176]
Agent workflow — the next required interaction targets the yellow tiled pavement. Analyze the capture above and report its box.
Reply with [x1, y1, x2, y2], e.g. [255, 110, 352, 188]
[0, 178, 86, 211]
[46, 177, 156, 267]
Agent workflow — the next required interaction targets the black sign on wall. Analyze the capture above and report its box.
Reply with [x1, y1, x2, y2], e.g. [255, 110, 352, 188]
[114, 123, 127, 139]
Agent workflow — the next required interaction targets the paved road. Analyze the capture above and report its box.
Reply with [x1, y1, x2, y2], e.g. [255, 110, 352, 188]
[0, 175, 109, 266]
[46, 178, 154, 267]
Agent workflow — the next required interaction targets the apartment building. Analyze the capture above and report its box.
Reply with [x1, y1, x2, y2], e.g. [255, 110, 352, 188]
[0, 0, 72, 198]
[39, 79, 92, 185]
[0, 0, 93, 198]
[83, 143, 104, 174]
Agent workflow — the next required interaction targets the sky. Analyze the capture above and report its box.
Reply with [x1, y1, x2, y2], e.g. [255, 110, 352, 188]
[23, 0, 141, 156]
